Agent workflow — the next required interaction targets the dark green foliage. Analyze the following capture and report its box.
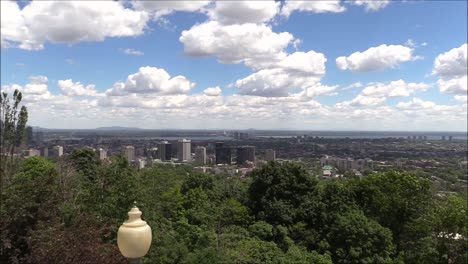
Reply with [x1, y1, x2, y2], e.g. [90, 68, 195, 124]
[248, 161, 318, 225]
[1, 154, 464, 264]
[69, 148, 100, 180]
[402, 194, 468, 264]
[1, 157, 58, 263]
[327, 210, 395, 263]
[0, 90, 29, 247]
[349, 171, 432, 245]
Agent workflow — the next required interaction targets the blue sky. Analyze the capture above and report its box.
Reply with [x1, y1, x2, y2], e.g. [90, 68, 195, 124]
[1, 1, 467, 130]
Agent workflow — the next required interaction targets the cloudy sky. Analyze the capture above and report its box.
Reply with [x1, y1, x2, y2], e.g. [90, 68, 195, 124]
[1, 0, 467, 131]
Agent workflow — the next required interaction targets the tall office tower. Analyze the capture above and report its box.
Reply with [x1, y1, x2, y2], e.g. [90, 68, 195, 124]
[412, 135, 417, 140]
[265, 149, 276, 161]
[442, 136, 446, 141]
[158, 141, 172, 161]
[449, 136, 453, 141]
[35, 132, 44, 144]
[195, 146, 207, 164]
[98, 148, 107, 160]
[52, 146, 63, 157]
[26, 126, 34, 145]
[418, 135, 423, 140]
[215, 142, 231, 164]
[423, 136, 427, 140]
[42, 147, 48, 157]
[147, 147, 158, 159]
[178, 139, 191, 162]
[239, 132, 249, 140]
[237, 146, 256, 165]
[123, 145, 135, 162]
[233, 131, 240, 140]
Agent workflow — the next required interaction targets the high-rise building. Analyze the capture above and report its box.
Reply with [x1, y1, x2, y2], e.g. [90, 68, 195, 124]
[137, 158, 146, 170]
[449, 136, 453, 141]
[147, 147, 158, 159]
[237, 146, 255, 165]
[442, 136, 446, 141]
[215, 142, 231, 164]
[195, 146, 206, 164]
[98, 148, 107, 160]
[26, 126, 34, 145]
[135, 147, 145, 157]
[34, 132, 44, 144]
[43, 147, 48, 157]
[157, 141, 172, 161]
[265, 149, 276, 162]
[52, 146, 63, 157]
[178, 139, 191, 162]
[239, 132, 249, 140]
[123, 146, 135, 162]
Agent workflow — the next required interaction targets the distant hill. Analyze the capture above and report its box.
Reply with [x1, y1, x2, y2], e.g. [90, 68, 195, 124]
[96, 126, 143, 131]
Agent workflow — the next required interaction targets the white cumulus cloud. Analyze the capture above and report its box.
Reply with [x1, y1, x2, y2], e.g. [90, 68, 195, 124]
[58, 79, 99, 97]
[234, 51, 328, 97]
[432, 43, 467, 77]
[106, 66, 195, 96]
[203, 86, 222, 96]
[351, 1, 390, 12]
[1, 0, 148, 50]
[336, 44, 417, 72]
[437, 75, 467, 95]
[361, 80, 430, 97]
[179, 21, 294, 69]
[208, 1, 280, 24]
[335, 80, 429, 109]
[281, 1, 346, 17]
[132, 1, 210, 20]
[432, 44, 468, 100]
[336, 95, 387, 108]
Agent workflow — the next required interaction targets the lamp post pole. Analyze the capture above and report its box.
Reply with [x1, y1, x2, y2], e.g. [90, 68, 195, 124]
[117, 203, 152, 263]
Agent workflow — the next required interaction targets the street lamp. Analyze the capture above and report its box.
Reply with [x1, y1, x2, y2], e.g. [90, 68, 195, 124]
[117, 203, 152, 264]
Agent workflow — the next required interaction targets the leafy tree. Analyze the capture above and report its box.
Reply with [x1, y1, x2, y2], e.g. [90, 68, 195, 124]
[294, 180, 355, 252]
[69, 148, 100, 180]
[327, 209, 395, 264]
[181, 172, 215, 195]
[349, 171, 432, 246]
[29, 215, 126, 264]
[0, 89, 28, 228]
[0, 157, 58, 263]
[403, 194, 467, 264]
[248, 162, 318, 225]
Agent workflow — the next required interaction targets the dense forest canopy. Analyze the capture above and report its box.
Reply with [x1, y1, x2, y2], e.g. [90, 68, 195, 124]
[0, 149, 466, 263]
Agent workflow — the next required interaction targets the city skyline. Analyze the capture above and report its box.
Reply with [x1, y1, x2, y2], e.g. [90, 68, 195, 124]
[1, 1, 467, 131]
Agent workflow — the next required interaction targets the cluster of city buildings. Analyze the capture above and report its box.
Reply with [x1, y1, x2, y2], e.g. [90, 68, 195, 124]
[407, 135, 454, 141]
[17, 128, 465, 190]
[118, 139, 277, 173]
[320, 155, 374, 178]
